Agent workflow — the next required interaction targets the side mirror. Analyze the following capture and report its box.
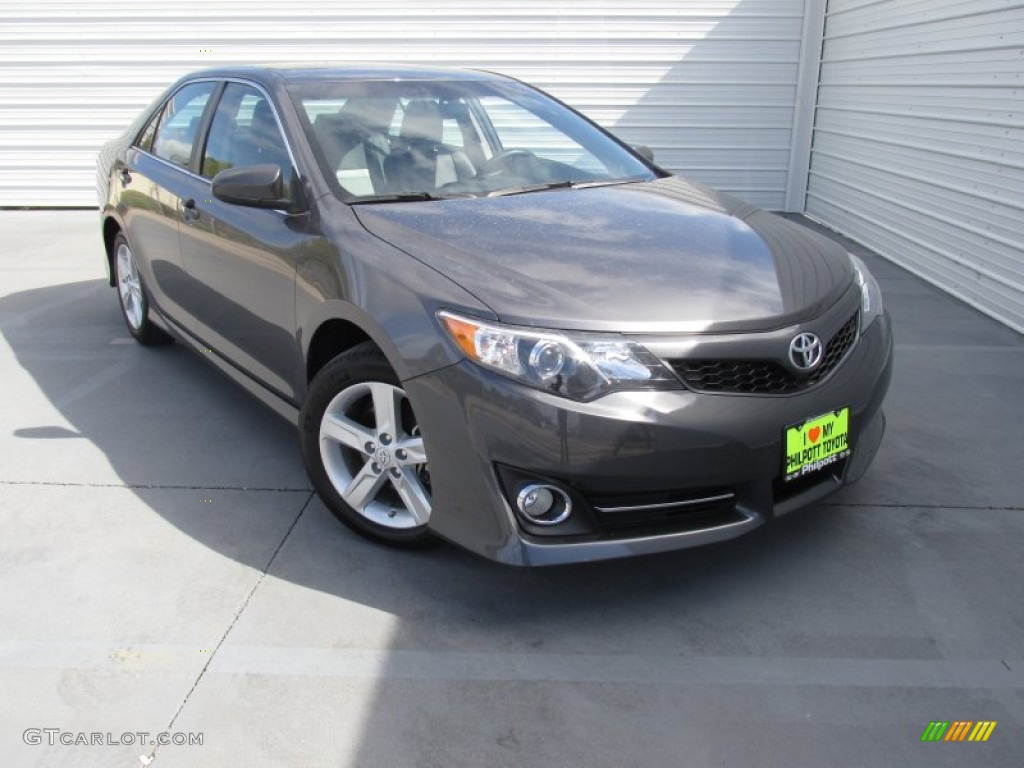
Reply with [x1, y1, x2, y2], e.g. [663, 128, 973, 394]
[634, 145, 655, 163]
[212, 165, 305, 213]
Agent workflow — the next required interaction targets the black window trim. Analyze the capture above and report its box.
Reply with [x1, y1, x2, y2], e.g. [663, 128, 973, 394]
[131, 77, 304, 194]
[190, 80, 227, 173]
[195, 79, 302, 186]
[132, 78, 220, 182]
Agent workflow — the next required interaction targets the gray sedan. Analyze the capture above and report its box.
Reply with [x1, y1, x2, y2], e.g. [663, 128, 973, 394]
[97, 65, 892, 565]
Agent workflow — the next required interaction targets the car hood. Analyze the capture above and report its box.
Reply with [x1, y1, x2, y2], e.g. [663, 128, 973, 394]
[353, 176, 854, 333]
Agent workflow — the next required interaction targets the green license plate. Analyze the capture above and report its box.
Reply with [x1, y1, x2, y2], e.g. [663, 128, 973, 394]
[784, 407, 850, 482]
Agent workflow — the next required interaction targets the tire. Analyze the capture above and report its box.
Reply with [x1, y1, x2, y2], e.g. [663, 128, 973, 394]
[112, 231, 172, 345]
[300, 342, 436, 548]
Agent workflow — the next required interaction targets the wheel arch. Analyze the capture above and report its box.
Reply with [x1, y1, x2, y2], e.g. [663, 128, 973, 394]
[301, 301, 419, 390]
[102, 215, 122, 287]
[305, 318, 375, 384]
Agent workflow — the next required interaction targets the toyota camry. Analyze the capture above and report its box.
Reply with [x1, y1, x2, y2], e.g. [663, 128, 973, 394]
[97, 65, 893, 565]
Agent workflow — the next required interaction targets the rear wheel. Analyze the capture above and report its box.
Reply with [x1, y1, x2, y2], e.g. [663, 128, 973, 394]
[300, 342, 435, 548]
[113, 232, 171, 345]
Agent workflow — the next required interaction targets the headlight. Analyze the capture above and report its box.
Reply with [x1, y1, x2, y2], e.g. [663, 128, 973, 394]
[438, 311, 680, 401]
[849, 253, 883, 331]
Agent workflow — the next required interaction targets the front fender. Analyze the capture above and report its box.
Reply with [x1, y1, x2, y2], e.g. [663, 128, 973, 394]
[295, 201, 494, 395]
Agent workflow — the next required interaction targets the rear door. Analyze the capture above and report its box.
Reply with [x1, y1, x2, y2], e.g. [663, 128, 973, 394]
[174, 81, 310, 403]
[117, 80, 218, 328]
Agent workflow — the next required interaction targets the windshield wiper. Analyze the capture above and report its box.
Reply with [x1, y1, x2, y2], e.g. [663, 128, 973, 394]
[349, 192, 467, 205]
[486, 176, 648, 198]
[487, 180, 574, 198]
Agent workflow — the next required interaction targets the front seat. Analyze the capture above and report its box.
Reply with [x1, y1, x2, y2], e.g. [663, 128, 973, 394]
[250, 100, 292, 171]
[384, 100, 475, 194]
[313, 98, 396, 195]
[230, 100, 291, 176]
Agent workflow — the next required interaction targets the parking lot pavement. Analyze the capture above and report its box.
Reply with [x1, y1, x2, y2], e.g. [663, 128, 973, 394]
[0, 209, 1021, 768]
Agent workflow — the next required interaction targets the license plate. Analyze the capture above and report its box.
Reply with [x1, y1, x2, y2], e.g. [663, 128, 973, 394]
[784, 407, 850, 482]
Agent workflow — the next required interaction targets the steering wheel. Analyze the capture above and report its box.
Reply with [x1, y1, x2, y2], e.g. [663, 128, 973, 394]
[480, 149, 538, 176]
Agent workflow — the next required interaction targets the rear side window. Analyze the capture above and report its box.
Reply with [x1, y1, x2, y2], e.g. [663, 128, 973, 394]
[136, 111, 160, 152]
[151, 82, 216, 167]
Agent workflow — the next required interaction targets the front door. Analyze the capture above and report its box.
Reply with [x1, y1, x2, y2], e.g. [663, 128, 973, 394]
[176, 82, 310, 403]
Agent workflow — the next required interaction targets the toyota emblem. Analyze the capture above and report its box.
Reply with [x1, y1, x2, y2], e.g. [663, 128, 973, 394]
[789, 333, 823, 371]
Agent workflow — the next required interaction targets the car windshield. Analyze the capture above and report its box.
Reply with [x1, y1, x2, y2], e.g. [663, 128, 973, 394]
[289, 78, 657, 202]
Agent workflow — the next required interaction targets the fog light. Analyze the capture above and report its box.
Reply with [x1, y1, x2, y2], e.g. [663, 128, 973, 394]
[516, 483, 572, 525]
[520, 486, 553, 516]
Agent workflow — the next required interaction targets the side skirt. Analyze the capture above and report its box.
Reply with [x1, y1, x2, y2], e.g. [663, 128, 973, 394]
[151, 307, 301, 427]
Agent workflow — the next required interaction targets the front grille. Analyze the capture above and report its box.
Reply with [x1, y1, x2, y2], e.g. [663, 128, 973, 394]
[589, 489, 740, 538]
[672, 312, 859, 395]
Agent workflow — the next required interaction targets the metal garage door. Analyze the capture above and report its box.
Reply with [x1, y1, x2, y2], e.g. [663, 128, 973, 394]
[806, 0, 1024, 333]
[1, 0, 807, 210]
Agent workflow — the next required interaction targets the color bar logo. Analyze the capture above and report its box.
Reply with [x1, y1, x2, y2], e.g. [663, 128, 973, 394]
[921, 721, 997, 742]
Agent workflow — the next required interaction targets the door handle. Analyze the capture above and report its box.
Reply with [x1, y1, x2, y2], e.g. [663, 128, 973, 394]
[182, 198, 199, 223]
[119, 169, 132, 187]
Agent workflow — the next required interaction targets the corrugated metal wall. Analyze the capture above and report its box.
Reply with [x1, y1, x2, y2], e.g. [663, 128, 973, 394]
[0, 0, 807, 209]
[806, 0, 1024, 333]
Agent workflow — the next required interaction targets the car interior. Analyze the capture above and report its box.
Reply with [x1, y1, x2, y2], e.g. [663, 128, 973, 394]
[311, 96, 484, 197]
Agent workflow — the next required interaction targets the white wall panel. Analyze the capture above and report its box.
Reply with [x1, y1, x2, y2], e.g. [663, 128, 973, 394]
[0, 0, 807, 208]
[807, 0, 1024, 333]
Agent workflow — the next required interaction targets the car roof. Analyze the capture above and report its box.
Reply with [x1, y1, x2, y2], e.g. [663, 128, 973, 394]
[183, 64, 509, 85]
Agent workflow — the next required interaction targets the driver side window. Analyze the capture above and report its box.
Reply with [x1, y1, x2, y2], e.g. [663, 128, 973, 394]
[201, 83, 293, 195]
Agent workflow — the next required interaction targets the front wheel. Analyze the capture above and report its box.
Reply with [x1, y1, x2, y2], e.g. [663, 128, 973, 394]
[300, 342, 435, 548]
[113, 232, 171, 345]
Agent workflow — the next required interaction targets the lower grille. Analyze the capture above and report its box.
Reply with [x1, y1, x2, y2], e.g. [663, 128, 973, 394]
[589, 489, 740, 538]
[672, 312, 859, 395]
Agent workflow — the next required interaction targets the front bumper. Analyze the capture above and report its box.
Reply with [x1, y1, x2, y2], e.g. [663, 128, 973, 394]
[404, 312, 893, 565]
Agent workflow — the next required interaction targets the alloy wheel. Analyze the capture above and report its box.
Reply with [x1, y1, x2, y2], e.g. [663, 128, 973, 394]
[116, 241, 144, 330]
[318, 381, 431, 529]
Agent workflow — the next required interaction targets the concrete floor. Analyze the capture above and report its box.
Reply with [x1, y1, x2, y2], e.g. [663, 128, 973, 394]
[0, 210, 1021, 767]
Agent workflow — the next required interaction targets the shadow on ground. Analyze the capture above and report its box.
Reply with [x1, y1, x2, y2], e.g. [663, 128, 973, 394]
[0, 276, 858, 610]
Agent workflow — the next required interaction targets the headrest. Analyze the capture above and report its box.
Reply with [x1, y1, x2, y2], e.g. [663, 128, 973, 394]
[338, 98, 398, 134]
[250, 99, 278, 136]
[400, 100, 443, 144]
